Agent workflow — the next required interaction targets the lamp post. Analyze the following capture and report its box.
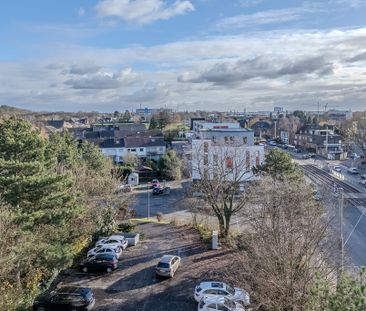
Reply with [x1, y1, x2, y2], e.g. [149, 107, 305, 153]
[339, 187, 344, 272]
[147, 183, 151, 218]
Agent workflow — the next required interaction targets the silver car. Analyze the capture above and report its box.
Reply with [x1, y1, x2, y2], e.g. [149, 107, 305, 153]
[155, 255, 181, 278]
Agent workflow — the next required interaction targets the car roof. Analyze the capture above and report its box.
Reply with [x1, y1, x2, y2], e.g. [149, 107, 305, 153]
[159, 254, 177, 263]
[199, 281, 226, 290]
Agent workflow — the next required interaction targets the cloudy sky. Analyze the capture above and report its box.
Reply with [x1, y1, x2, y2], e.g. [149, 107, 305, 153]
[1, 0, 366, 112]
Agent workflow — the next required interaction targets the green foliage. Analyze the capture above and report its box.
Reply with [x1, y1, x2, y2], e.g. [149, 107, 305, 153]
[0, 117, 128, 311]
[118, 221, 136, 233]
[80, 140, 110, 172]
[149, 115, 158, 129]
[306, 271, 366, 311]
[158, 150, 182, 181]
[256, 148, 303, 180]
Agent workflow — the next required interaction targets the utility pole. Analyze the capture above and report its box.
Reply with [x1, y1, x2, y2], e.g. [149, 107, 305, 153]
[339, 187, 344, 272]
[147, 183, 151, 218]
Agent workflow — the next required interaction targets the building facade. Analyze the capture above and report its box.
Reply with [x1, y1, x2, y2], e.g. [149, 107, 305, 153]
[190, 121, 264, 182]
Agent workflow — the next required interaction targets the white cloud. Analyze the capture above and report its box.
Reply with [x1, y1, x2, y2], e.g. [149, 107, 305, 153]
[2, 28, 366, 111]
[329, 0, 366, 8]
[95, 0, 194, 24]
[216, 7, 316, 30]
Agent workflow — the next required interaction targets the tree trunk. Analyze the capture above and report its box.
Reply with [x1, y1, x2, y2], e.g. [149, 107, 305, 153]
[223, 212, 231, 238]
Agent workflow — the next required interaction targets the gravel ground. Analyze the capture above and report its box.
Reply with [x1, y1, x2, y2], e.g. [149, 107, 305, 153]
[59, 222, 233, 311]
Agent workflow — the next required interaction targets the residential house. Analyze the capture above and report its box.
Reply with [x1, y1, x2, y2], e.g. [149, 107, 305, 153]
[99, 136, 166, 163]
[294, 125, 346, 160]
[251, 120, 274, 138]
[280, 131, 290, 144]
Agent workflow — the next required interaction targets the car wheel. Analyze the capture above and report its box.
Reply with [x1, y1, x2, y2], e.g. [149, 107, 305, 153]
[82, 267, 88, 273]
[37, 307, 46, 311]
[106, 267, 112, 273]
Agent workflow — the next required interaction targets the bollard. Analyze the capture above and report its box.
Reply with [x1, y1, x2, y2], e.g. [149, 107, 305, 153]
[212, 230, 218, 250]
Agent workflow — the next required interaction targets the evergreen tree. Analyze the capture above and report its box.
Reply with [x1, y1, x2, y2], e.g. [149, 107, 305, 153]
[149, 115, 158, 129]
[0, 118, 78, 227]
[158, 150, 181, 180]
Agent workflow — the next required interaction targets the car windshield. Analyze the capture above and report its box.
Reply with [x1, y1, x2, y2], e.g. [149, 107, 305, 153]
[157, 262, 170, 268]
[224, 297, 235, 309]
[226, 284, 235, 295]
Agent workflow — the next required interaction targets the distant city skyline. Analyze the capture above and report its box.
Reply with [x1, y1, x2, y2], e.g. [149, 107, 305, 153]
[1, 0, 366, 112]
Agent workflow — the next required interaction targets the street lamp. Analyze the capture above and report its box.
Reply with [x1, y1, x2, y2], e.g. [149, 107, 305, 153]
[147, 182, 151, 218]
[338, 187, 344, 272]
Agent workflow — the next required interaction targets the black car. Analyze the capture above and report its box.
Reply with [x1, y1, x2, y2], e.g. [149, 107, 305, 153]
[33, 286, 95, 311]
[79, 254, 118, 273]
[152, 187, 164, 195]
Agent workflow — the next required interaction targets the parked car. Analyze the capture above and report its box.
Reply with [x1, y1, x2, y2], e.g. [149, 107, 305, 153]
[302, 154, 310, 159]
[198, 296, 245, 311]
[96, 236, 128, 249]
[347, 167, 359, 174]
[33, 286, 95, 311]
[155, 254, 181, 278]
[268, 141, 276, 146]
[361, 174, 366, 180]
[87, 245, 122, 259]
[294, 148, 302, 153]
[194, 282, 250, 306]
[359, 180, 366, 187]
[333, 166, 342, 172]
[151, 179, 160, 188]
[79, 254, 118, 273]
[152, 187, 164, 195]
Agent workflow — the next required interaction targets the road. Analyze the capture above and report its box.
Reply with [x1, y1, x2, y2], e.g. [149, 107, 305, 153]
[302, 164, 366, 267]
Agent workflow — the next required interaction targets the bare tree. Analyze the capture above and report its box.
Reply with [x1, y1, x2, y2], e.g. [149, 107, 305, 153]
[191, 141, 262, 237]
[224, 177, 336, 310]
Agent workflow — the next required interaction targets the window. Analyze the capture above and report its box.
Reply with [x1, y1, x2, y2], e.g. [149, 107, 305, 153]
[225, 157, 233, 169]
[256, 150, 260, 166]
[204, 142, 209, 153]
[217, 305, 229, 311]
[204, 289, 218, 295]
[204, 154, 208, 165]
[140, 148, 144, 152]
[131, 148, 136, 152]
[246, 151, 250, 170]
[217, 290, 228, 296]
[213, 154, 218, 165]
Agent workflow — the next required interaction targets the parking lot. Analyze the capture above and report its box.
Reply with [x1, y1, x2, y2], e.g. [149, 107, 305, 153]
[59, 222, 233, 311]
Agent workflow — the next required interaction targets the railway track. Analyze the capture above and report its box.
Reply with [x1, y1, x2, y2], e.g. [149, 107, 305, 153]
[303, 164, 366, 208]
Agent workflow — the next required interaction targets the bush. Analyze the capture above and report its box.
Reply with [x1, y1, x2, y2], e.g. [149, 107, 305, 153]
[118, 222, 136, 233]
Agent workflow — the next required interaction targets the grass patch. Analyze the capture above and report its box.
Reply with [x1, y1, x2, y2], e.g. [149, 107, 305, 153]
[129, 218, 170, 225]
[192, 223, 212, 244]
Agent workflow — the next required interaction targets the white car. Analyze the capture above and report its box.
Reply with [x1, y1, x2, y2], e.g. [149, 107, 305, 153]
[348, 167, 359, 174]
[333, 166, 342, 172]
[198, 296, 245, 311]
[194, 282, 250, 306]
[96, 236, 128, 249]
[361, 174, 366, 180]
[359, 180, 366, 187]
[87, 245, 122, 259]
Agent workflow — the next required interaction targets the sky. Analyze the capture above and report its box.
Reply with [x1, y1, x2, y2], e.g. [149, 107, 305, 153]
[1, 0, 366, 112]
